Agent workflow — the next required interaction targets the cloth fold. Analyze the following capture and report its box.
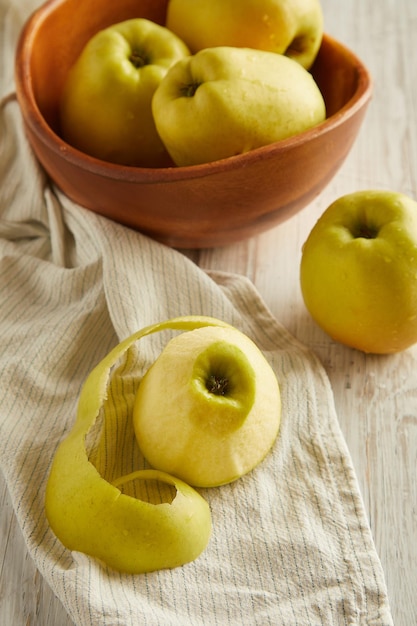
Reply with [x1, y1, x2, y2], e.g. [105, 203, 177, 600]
[1, 3, 393, 624]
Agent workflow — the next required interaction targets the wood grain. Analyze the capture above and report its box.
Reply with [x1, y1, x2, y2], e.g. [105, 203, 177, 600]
[1, 0, 416, 624]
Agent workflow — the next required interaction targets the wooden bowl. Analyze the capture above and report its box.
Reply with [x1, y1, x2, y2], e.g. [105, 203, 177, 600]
[15, 0, 372, 249]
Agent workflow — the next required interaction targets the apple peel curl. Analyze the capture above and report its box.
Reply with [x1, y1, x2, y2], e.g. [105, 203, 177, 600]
[45, 316, 233, 574]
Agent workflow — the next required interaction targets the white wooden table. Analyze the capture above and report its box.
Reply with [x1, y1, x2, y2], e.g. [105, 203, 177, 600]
[1, 1, 416, 624]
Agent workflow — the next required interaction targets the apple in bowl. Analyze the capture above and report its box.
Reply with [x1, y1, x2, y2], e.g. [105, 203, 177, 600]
[166, 0, 324, 70]
[152, 46, 326, 166]
[60, 18, 190, 167]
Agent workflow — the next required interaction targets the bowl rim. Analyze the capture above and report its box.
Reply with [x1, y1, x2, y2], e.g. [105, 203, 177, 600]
[15, 0, 373, 183]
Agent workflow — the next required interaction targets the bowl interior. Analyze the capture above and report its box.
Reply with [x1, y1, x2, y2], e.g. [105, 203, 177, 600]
[20, 0, 365, 147]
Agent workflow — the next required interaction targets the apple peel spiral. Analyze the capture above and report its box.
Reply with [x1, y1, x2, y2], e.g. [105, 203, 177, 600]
[45, 316, 281, 574]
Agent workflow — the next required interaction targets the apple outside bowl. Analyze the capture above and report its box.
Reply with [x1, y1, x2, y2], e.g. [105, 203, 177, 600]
[14, 0, 372, 249]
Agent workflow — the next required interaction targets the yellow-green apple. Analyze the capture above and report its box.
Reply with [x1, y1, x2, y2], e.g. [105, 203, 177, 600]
[166, 0, 324, 70]
[300, 190, 417, 354]
[133, 325, 281, 488]
[59, 18, 190, 167]
[152, 46, 326, 166]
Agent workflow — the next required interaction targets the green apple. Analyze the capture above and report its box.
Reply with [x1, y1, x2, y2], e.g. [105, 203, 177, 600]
[59, 18, 190, 167]
[300, 190, 417, 354]
[166, 0, 324, 70]
[133, 325, 281, 488]
[152, 46, 326, 166]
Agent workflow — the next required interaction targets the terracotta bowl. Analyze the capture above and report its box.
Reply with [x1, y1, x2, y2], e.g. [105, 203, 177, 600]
[15, 0, 372, 249]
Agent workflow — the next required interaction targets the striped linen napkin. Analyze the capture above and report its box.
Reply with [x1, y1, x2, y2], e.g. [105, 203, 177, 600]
[1, 3, 393, 625]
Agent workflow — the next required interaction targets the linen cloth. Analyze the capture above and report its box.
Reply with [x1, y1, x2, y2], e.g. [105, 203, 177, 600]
[1, 1, 393, 624]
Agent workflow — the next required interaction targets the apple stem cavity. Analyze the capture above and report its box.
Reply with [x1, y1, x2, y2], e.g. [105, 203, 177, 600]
[285, 36, 308, 58]
[206, 374, 230, 396]
[352, 223, 379, 239]
[180, 81, 201, 98]
[129, 48, 150, 68]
